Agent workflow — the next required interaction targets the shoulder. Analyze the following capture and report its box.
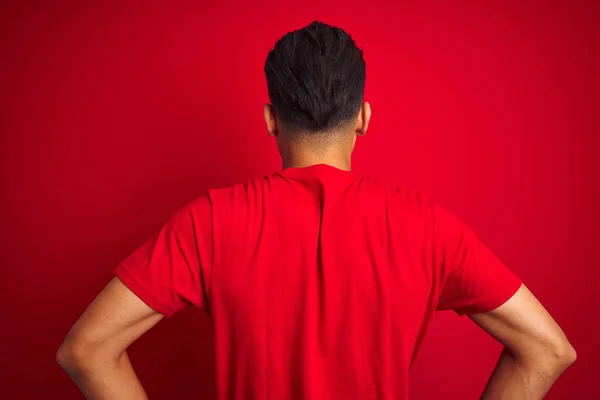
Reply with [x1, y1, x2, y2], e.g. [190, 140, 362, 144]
[354, 173, 434, 211]
[191, 174, 281, 218]
[205, 174, 275, 202]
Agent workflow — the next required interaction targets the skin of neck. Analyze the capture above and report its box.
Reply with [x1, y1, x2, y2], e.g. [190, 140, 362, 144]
[277, 131, 355, 171]
[263, 102, 371, 172]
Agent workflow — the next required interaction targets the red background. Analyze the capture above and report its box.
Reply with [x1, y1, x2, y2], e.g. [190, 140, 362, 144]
[1, 1, 598, 399]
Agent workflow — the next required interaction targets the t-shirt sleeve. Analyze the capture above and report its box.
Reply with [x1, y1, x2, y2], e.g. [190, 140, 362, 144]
[433, 202, 522, 315]
[115, 196, 213, 317]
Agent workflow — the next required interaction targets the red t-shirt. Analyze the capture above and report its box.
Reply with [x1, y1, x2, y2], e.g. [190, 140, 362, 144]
[116, 164, 521, 400]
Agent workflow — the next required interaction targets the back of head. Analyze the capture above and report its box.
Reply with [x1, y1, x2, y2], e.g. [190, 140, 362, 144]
[264, 21, 366, 135]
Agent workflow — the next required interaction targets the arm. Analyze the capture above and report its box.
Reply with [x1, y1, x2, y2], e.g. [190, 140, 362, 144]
[56, 277, 163, 400]
[429, 201, 575, 398]
[470, 284, 576, 400]
[57, 197, 212, 398]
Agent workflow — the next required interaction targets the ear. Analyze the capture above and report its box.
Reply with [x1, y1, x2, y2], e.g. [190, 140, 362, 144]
[355, 101, 371, 136]
[264, 104, 278, 137]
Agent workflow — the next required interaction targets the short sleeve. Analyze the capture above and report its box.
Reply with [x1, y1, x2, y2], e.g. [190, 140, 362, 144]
[115, 196, 213, 317]
[433, 203, 521, 315]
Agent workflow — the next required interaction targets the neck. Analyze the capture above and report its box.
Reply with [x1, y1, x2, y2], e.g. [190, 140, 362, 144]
[282, 155, 352, 171]
[279, 132, 355, 171]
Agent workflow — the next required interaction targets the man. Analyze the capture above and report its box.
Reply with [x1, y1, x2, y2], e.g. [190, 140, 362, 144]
[57, 21, 575, 399]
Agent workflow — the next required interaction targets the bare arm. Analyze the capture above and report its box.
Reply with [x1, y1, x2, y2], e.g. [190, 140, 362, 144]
[57, 277, 163, 399]
[470, 284, 576, 399]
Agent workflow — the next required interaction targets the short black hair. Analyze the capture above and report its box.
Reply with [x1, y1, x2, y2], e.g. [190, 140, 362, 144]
[264, 21, 366, 133]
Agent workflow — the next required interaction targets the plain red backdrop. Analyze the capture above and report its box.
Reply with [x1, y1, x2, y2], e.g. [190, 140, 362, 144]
[1, 1, 598, 399]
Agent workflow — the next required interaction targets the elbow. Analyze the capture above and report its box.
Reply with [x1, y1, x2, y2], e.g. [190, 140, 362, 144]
[523, 340, 577, 376]
[56, 340, 97, 375]
[56, 342, 83, 374]
[554, 342, 577, 367]
[57, 337, 124, 376]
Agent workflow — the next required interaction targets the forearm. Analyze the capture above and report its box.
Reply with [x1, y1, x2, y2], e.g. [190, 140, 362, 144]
[63, 351, 148, 400]
[480, 347, 570, 400]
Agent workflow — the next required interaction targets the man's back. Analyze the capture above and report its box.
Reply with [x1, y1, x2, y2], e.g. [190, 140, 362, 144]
[115, 164, 520, 399]
[211, 164, 432, 399]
